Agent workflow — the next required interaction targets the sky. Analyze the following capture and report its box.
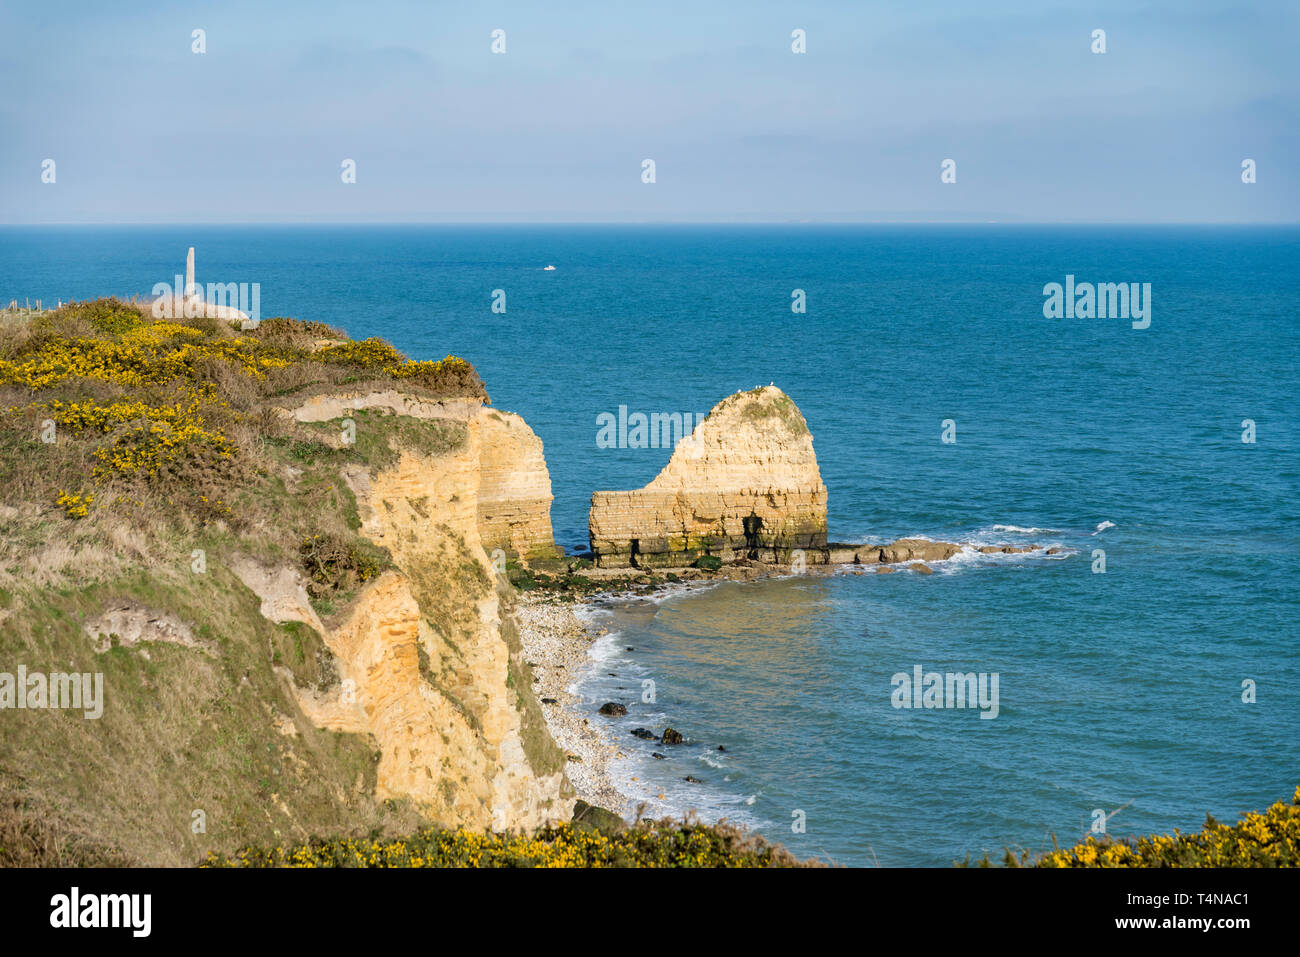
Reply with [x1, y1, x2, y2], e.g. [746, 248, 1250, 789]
[1, 0, 1296, 223]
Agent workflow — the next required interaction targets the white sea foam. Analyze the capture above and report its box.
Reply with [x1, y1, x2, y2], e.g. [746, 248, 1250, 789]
[603, 751, 767, 831]
[991, 524, 1064, 534]
[1093, 520, 1117, 534]
[586, 628, 627, 663]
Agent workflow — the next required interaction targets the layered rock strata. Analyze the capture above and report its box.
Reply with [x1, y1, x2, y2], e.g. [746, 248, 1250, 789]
[476, 409, 563, 561]
[236, 392, 572, 831]
[589, 387, 828, 568]
[288, 392, 560, 563]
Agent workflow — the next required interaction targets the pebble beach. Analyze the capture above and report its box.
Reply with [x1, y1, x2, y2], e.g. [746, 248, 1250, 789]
[513, 593, 631, 815]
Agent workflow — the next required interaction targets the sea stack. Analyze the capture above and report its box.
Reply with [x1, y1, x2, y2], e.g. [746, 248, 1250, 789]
[588, 386, 828, 567]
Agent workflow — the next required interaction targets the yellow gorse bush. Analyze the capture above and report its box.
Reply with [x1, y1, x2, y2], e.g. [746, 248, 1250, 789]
[389, 355, 476, 379]
[202, 822, 795, 868]
[55, 490, 93, 518]
[314, 337, 406, 368]
[1039, 786, 1300, 868]
[35, 390, 223, 434]
[91, 417, 235, 480]
[0, 328, 289, 391]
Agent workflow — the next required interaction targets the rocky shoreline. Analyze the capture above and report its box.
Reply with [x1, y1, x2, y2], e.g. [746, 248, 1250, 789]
[513, 593, 631, 815]
[512, 569, 778, 819]
[512, 542, 1063, 822]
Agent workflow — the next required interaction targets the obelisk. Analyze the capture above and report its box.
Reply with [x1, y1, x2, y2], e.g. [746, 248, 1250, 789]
[184, 247, 196, 299]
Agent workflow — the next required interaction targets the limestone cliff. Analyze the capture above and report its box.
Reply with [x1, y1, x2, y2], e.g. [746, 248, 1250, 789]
[476, 409, 563, 562]
[289, 392, 559, 563]
[589, 386, 828, 567]
[238, 393, 572, 831]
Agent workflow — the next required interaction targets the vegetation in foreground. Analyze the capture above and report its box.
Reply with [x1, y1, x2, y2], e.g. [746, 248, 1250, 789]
[202, 809, 811, 868]
[962, 786, 1300, 868]
[204, 787, 1300, 870]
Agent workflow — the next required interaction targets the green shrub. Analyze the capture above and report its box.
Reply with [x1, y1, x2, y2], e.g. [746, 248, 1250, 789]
[300, 533, 386, 597]
[254, 317, 347, 349]
[64, 297, 145, 336]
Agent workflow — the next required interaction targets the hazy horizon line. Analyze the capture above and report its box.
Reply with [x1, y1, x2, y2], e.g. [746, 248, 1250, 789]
[4, 220, 1298, 228]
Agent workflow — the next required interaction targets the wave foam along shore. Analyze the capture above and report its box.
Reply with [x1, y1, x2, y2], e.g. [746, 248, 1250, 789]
[513, 595, 629, 814]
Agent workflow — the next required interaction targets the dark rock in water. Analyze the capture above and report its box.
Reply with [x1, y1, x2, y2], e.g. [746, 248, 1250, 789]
[716, 745, 726, 752]
[660, 727, 684, 745]
[684, 776, 703, 783]
[626, 647, 634, 651]
[607, 672, 617, 677]
[598, 702, 627, 716]
[541, 697, 557, 705]
[631, 728, 657, 740]
[652, 752, 665, 760]
[1046, 547, 1062, 555]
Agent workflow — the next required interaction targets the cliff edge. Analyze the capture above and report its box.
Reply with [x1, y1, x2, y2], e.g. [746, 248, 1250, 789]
[0, 301, 572, 865]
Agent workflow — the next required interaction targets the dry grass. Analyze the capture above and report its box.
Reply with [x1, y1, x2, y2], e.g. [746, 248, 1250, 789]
[0, 778, 135, 867]
[0, 300, 492, 865]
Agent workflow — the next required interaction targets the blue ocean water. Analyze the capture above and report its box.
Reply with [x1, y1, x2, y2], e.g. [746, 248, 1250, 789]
[3, 224, 1297, 866]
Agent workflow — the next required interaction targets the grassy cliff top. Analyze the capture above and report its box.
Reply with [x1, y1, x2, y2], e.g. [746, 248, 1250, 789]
[0, 298, 485, 588]
[705, 385, 810, 437]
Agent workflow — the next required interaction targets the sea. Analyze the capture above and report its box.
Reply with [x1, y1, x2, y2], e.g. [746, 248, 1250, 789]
[3, 223, 1297, 866]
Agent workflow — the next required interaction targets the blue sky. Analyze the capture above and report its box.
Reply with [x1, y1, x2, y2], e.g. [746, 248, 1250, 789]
[1, 0, 1295, 222]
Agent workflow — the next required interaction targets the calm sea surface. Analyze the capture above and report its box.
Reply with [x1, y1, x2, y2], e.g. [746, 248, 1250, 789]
[3, 224, 1297, 865]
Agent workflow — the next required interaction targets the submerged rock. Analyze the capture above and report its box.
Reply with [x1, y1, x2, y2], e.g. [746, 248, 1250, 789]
[598, 702, 627, 716]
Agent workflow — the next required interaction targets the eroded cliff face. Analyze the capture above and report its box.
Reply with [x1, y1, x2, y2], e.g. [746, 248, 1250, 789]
[589, 386, 829, 567]
[236, 395, 572, 831]
[476, 409, 563, 562]
[290, 394, 558, 564]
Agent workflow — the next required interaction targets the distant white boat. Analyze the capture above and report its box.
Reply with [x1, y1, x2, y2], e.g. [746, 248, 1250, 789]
[543, 264, 556, 271]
